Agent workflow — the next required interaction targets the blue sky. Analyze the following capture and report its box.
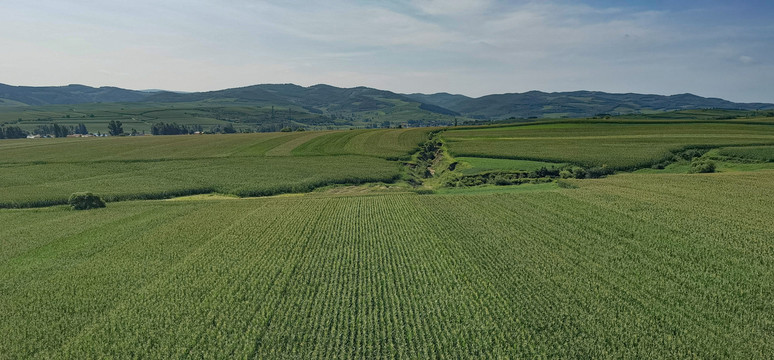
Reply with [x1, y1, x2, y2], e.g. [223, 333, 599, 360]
[0, 0, 772, 102]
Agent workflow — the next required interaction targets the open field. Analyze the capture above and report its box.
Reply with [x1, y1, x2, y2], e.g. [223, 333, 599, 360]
[0, 128, 429, 164]
[3, 115, 774, 357]
[455, 157, 566, 175]
[0, 156, 400, 207]
[718, 145, 774, 162]
[2, 171, 773, 357]
[0, 128, 429, 207]
[444, 122, 774, 169]
[291, 128, 429, 159]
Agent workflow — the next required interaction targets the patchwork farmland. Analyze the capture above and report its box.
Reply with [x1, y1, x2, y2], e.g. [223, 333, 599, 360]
[2, 115, 774, 357]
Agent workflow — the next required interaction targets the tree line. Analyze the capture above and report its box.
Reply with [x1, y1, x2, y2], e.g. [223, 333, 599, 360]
[0, 123, 91, 139]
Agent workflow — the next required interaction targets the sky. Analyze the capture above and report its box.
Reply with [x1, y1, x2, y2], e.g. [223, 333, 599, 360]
[0, 0, 772, 102]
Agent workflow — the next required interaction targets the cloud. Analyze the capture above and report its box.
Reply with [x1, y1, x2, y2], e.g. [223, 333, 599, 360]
[411, 0, 492, 16]
[0, 0, 771, 102]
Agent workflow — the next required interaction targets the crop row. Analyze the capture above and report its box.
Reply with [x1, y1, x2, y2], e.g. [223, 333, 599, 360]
[0, 155, 400, 208]
[0, 128, 431, 164]
[291, 128, 431, 160]
[2, 170, 773, 357]
[443, 123, 774, 169]
[717, 145, 774, 162]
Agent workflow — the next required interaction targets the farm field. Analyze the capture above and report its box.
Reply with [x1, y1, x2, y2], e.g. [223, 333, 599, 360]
[444, 122, 774, 169]
[1, 170, 773, 357]
[455, 156, 566, 175]
[718, 145, 774, 162]
[0, 128, 429, 163]
[0, 156, 400, 207]
[3, 116, 774, 357]
[0, 128, 429, 207]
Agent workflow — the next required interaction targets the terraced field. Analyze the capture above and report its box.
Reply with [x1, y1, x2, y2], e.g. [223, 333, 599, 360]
[2, 170, 773, 357]
[444, 122, 774, 169]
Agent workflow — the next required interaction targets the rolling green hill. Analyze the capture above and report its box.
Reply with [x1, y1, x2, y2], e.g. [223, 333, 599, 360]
[2, 83, 772, 135]
[0, 84, 464, 134]
[408, 90, 774, 120]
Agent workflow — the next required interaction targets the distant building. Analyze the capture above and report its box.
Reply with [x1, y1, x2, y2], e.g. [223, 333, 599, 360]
[26, 134, 41, 139]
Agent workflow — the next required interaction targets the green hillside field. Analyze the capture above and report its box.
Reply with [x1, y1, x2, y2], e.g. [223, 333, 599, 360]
[0, 128, 430, 208]
[0, 98, 464, 134]
[444, 122, 774, 169]
[2, 116, 774, 357]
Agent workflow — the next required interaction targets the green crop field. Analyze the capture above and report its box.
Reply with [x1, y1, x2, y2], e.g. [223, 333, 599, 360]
[2, 171, 773, 357]
[0, 128, 430, 207]
[444, 122, 774, 169]
[0, 156, 401, 207]
[3, 115, 774, 357]
[718, 145, 774, 162]
[456, 157, 566, 175]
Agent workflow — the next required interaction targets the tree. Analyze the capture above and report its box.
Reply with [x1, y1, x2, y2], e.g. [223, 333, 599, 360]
[107, 120, 123, 136]
[52, 123, 70, 138]
[2, 126, 27, 139]
[221, 123, 236, 134]
[76, 123, 88, 135]
[68, 192, 106, 210]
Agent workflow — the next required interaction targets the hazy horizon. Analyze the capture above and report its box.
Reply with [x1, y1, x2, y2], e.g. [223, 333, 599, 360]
[1, 0, 772, 103]
[3, 81, 773, 104]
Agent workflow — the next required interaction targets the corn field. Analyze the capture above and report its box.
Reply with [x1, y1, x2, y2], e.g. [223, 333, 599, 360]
[2, 170, 773, 357]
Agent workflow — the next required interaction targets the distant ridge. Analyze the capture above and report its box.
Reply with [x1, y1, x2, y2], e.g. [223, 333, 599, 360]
[405, 90, 774, 119]
[0, 83, 148, 105]
[0, 82, 771, 119]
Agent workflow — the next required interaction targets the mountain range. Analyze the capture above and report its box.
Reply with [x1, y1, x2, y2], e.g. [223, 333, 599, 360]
[1, 83, 772, 120]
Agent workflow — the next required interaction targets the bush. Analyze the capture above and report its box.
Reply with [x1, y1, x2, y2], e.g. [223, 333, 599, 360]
[68, 192, 106, 210]
[680, 149, 705, 160]
[573, 167, 588, 178]
[530, 166, 560, 178]
[585, 166, 614, 179]
[414, 189, 435, 195]
[689, 160, 716, 174]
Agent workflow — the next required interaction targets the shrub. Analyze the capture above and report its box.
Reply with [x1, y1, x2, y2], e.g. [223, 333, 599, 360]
[690, 160, 716, 174]
[571, 167, 587, 179]
[414, 189, 435, 195]
[530, 166, 560, 178]
[680, 149, 705, 160]
[559, 170, 573, 179]
[585, 166, 614, 179]
[68, 192, 106, 210]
